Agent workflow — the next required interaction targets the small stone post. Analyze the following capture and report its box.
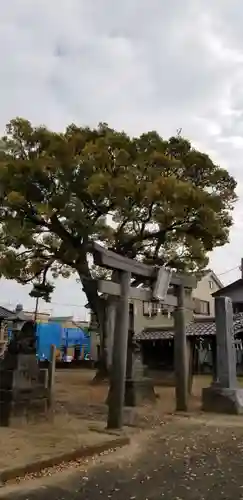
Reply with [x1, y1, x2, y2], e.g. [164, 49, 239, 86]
[47, 344, 56, 409]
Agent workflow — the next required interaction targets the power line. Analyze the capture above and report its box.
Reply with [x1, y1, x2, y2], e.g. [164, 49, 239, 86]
[0, 300, 87, 309]
[217, 266, 240, 277]
[50, 301, 86, 308]
[1, 264, 240, 311]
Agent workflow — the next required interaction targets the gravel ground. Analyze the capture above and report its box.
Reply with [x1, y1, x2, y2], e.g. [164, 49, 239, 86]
[3, 416, 243, 500]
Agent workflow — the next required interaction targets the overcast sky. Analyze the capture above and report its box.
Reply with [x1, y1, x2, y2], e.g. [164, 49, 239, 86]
[0, 0, 243, 317]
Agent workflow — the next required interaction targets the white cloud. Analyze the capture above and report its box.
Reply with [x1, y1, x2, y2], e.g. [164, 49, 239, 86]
[1, 0, 243, 315]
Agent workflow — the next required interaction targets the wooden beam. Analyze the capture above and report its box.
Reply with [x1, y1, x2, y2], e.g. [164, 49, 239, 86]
[171, 273, 196, 289]
[98, 280, 152, 301]
[93, 243, 197, 288]
[93, 243, 154, 278]
[98, 280, 193, 308]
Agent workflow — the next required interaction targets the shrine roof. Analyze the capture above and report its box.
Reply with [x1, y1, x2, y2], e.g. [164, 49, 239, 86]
[0, 306, 14, 320]
[134, 313, 243, 341]
[212, 278, 243, 297]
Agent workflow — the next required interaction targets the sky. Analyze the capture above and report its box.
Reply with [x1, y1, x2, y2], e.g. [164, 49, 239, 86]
[0, 0, 243, 318]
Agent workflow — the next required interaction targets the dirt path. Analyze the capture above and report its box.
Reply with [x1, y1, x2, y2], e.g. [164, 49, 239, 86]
[3, 415, 243, 500]
[0, 414, 130, 472]
[0, 372, 211, 475]
[54, 369, 209, 426]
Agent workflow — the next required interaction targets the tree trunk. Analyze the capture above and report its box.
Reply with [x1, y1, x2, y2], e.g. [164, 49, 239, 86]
[91, 297, 109, 383]
[93, 297, 118, 382]
[80, 270, 118, 383]
[80, 275, 108, 381]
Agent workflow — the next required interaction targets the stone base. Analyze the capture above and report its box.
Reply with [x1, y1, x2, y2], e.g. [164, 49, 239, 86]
[202, 386, 243, 415]
[124, 378, 157, 407]
[0, 389, 51, 427]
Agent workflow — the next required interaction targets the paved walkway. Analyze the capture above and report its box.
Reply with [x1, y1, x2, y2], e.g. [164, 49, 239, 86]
[3, 417, 243, 500]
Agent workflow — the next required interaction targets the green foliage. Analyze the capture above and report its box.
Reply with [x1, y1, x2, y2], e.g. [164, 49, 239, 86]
[0, 118, 237, 312]
[29, 282, 55, 302]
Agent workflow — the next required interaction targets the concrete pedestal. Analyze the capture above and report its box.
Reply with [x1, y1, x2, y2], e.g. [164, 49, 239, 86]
[202, 385, 243, 415]
[106, 377, 157, 408]
[124, 377, 157, 407]
[0, 353, 50, 427]
[0, 394, 50, 426]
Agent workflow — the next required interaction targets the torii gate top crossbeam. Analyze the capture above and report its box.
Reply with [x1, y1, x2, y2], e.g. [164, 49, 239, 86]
[92, 242, 196, 289]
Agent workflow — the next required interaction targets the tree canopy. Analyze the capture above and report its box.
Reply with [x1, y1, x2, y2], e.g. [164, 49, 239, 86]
[0, 118, 237, 317]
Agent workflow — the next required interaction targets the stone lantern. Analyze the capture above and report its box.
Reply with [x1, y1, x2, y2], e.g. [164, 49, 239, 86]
[7, 304, 36, 355]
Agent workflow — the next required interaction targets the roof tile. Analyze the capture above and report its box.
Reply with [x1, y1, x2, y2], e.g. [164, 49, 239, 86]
[134, 313, 243, 341]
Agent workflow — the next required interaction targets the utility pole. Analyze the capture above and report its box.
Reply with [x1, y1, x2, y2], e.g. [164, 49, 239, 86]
[241, 258, 243, 279]
[34, 296, 39, 322]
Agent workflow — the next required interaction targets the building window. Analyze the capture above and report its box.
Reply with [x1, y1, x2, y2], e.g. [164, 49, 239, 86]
[161, 305, 168, 316]
[160, 305, 173, 318]
[233, 303, 243, 314]
[143, 301, 174, 318]
[193, 299, 210, 315]
[143, 301, 158, 316]
[209, 281, 214, 289]
[143, 301, 149, 316]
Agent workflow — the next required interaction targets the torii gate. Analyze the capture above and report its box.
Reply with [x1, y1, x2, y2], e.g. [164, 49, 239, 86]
[92, 243, 197, 429]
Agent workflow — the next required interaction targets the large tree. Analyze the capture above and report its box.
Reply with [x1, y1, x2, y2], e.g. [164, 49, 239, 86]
[0, 118, 237, 368]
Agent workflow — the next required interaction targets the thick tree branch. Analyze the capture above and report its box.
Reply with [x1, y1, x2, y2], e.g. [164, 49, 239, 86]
[18, 270, 43, 285]
[140, 202, 155, 234]
[118, 214, 194, 253]
[91, 202, 115, 223]
[50, 213, 81, 249]
[20, 203, 52, 230]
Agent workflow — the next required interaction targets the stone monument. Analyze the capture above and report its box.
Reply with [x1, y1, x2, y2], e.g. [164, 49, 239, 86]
[0, 305, 49, 426]
[202, 296, 243, 414]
